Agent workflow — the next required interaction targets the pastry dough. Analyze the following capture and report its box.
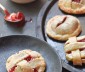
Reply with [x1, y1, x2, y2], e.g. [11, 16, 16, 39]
[6, 50, 46, 72]
[65, 35, 85, 65]
[46, 15, 81, 41]
[58, 0, 85, 14]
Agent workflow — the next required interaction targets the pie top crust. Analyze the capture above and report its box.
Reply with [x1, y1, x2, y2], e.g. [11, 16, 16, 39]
[65, 35, 85, 65]
[46, 15, 81, 41]
[58, 0, 85, 14]
[6, 50, 46, 72]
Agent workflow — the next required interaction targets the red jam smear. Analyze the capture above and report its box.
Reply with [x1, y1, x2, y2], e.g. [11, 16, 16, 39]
[78, 38, 85, 42]
[72, 0, 80, 3]
[56, 16, 67, 27]
[5, 12, 25, 22]
[4, 9, 10, 16]
[9, 65, 17, 72]
[24, 55, 32, 62]
[34, 68, 38, 72]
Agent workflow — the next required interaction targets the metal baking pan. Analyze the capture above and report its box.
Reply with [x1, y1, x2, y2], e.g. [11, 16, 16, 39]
[37, 0, 85, 72]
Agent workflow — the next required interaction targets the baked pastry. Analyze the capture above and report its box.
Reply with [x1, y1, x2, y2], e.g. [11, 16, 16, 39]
[64, 35, 85, 65]
[46, 15, 81, 41]
[58, 0, 85, 14]
[6, 50, 46, 72]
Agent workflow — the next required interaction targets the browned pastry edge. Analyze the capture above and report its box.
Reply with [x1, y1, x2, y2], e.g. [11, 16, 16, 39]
[58, 0, 85, 14]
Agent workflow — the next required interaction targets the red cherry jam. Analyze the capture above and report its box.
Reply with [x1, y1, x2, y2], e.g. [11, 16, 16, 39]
[24, 55, 32, 62]
[9, 65, 17, 72]
[4, 9, 10, 16]
[78, 38, 85, 42]
[34, 68, 38, 72]
[72, 0, 80, 3]
[5, 12, 25, 22]
[57, 16, 67, 27]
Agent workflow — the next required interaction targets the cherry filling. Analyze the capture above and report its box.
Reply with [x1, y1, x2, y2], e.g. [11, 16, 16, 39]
[56, 16, 67, 27]
[80, 48, 85, 51]
[9, 55, 33, 72]
[24, 55, 32, 62]
[67, 51, 71, 54]
[9, 65, 17, 72]
[5, 12, 25, 22]
[77, 38, 85, 42]
[34, 68, 38, 72]
[72, 0, 80, 3]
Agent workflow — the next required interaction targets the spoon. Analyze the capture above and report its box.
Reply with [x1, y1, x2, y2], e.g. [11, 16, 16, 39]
[0, 3, 25, 24]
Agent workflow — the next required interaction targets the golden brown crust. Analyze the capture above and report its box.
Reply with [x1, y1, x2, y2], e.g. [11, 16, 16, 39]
[58, 0, 85, 14]
[64, 35, 85, 65]
[46, 15, 81, 41]
[6, 50, 46, 72]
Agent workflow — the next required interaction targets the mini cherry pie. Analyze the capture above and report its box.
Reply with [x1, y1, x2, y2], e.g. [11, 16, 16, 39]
[46, 15, 81, 41]
[58, 0, 85, 14]
[6, 50, 46, 72]
[65, 35, 85, 65]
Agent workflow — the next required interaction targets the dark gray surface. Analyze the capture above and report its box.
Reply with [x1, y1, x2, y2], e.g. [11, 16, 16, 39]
[0, 35, 62, 72]
[37, 0, 85, 72]
[0, 0, 70, 72]
[0, 0, 46, 37]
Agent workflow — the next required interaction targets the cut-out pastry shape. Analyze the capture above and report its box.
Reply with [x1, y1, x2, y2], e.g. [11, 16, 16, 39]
[58, 0, 85, 14]
[65, 35, 85, 65]
[6, 49, 46, 72]
[46, 15, 81, 41]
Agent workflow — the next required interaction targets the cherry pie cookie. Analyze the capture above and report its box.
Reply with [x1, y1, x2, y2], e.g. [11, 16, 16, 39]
[46, 15, 81, 41]
[65, 35, 85, 65]
[58, 0, 85, 14]
[6, 50, 46, 72]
